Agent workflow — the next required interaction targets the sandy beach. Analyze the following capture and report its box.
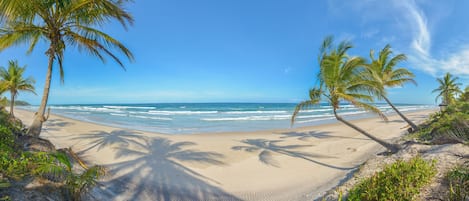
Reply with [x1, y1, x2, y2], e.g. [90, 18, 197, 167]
[14, 109, 435, 201]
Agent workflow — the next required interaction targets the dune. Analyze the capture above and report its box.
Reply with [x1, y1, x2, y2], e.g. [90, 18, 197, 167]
[15, 109, 435, 201]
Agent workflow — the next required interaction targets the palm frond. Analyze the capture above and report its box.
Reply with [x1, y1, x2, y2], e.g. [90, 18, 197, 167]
[291, 88, 322, 125]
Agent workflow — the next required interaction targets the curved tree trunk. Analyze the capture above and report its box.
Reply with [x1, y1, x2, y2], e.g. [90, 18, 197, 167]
[9, 91, 15, 117]
[27, 53, 54, 137]
[333, 109, 400, 153]
[382, 96, 418, 132]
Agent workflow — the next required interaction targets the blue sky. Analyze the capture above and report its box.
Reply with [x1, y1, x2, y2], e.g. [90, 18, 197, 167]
[0, 0, 468, 105]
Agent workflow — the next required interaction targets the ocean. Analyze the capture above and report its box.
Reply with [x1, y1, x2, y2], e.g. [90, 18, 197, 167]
[20, 103, 435, 134]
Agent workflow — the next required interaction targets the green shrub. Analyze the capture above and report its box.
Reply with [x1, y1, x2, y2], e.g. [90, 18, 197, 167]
[447, 162, 469, 201]
[347, 157, 436, 201]
[411, 102, 469, 144]
[0, 126, 14, 149]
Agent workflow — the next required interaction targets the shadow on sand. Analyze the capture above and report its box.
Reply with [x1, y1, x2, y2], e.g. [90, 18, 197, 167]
[278, 130, 369, 141]
[90, 137, 240, 201]
[42, 119, 74, 132]
[232, 138, 356, 170]
[72, 130, 143, 154]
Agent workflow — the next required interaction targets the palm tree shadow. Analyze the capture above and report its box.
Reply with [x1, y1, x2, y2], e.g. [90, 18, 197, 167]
[43, 119, 74, 132]
[279, 131, 369, 141]
[72, 130, 143, 154]
[90, 137, 240, 201]
[232, 139, 355, 170]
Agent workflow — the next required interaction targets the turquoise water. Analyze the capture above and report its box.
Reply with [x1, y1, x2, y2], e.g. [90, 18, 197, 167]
[21, 103, 436, 134]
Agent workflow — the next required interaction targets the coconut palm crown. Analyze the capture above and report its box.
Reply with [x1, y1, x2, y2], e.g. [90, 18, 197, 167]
[432, 72, 462, 105]
[0, 60, 36, 117]
[367, 44, 419, 131]
[292, 36, 400, 153]
[0, 0, 135, 136]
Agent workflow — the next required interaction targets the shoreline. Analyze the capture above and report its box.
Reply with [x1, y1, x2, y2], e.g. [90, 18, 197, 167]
[17, 106, 436, 136]
[15, 108, 437, 200]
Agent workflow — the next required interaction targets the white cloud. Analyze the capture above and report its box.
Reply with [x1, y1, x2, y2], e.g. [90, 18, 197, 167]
[397, 0, 469, 79]
[329, 0, 469, 79]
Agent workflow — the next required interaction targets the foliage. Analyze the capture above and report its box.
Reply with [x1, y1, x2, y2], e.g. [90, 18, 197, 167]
[0, 125, 13, 151]
[66, 165, 105, 201]
[34, 152, 106, 201]
[347, 156, 436, 201]
[411, 101, 469, 144]
[366, 44, 418, 131]
[0, 108, 103, 200]
[460, 86, 469, 102]
[0, 60, 36, 116]
[366, 44, 416, 96]
[432, 73, 462, 105]
[0, 0, 135, 136]
[0, 98, 30, 107]
[291, 36, 383, 123]
[447, 162, 469, 201]
[291, 36, 399, 153]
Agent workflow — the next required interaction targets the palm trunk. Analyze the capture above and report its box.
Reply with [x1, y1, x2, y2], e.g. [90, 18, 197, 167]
[9, 91, 15, 117]
[382, 96, 418, 132]
[27, 53, 54, 137]
[333, 109, 400, 153]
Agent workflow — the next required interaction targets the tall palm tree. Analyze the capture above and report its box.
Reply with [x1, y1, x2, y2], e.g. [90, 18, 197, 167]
[291, 36, 400, 153]
[0, 60, 36, 117]
[0, 0, 134, 136]
[432, 73, 462, 105]
[367, 44, 419, 131]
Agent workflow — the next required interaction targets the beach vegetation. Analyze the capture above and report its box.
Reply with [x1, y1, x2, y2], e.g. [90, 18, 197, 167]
[347, 156, 436, 201]
[459, 86, 469, 102]
[432, 73, 463, 106]
[410, 101, 469, 144]
[291, 36, 400, 153]
[0, 108, 104, 200]
[0, 0, 135, 137]
[0, 60, 36, 117]
[33, 152, 106, 201]
[446, 162, 469, 201]
[366, 45, 418, 131]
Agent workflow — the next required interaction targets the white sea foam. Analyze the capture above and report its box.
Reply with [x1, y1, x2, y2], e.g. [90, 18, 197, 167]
[147, 110, 218, 115]
[129, 115, 172, 121]
[202, 115, 291, 121]
[223, 111, 287, 114]
[110, 113, 127, 117]
[103, 106, 156, 110]
[297, 108, 332, 113]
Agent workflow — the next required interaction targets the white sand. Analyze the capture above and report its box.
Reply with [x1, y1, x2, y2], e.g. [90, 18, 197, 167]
[15, 109, 435, 201]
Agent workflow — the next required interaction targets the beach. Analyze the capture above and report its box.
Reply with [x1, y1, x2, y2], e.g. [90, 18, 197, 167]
[15, 108, 435, 201]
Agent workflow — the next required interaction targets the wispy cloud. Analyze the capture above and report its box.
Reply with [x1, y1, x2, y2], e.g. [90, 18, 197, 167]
[328, 0, 469, 79]
[398, 0, 469, 78]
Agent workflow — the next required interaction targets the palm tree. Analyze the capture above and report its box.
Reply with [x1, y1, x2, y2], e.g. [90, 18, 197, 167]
[432, 73, 462, 105]
[291, 36, 400, 153]
[0, 60, 36, 117]
[0, 0, 134, 136]
[367, 44, 418, 131]
[460, 86, 469, 102]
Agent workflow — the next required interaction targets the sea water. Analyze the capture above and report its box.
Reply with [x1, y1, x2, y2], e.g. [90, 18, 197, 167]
[20, 103, 436, 134]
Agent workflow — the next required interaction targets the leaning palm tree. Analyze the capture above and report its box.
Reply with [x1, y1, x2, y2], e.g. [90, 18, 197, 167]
[432, 73, 462, 105]
[0, 60, 36, 117]
[292, 36, 400, 153]
[0, 0, 134, 136]
[367, 44, 418, 131]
